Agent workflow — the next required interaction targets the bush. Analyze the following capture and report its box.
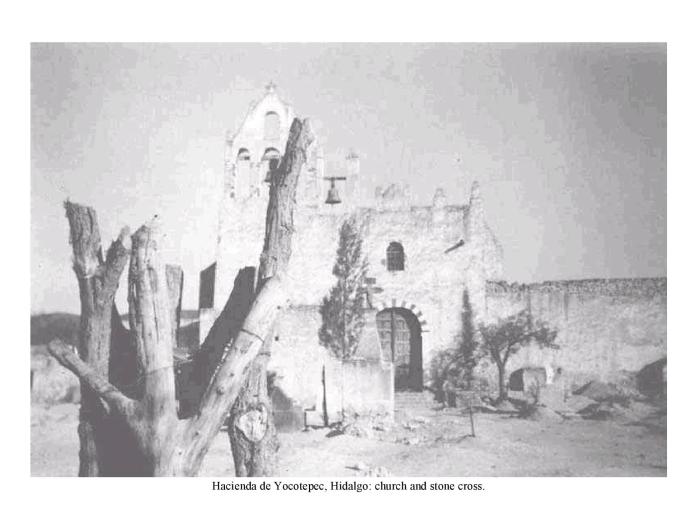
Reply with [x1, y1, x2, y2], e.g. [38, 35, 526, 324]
[429, 348, 476, 403]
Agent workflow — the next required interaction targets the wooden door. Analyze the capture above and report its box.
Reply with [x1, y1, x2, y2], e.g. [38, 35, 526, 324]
[377, 309, 420, 390]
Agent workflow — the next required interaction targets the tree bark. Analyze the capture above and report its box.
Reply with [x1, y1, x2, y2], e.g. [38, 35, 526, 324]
[48, 117, 314, 476]
[228, 118, 314, 476]
[179, 266, 256, 419]
[64, 202, 131, 476]
[497, 363, 507, 402]
[227, 352, 278, 476]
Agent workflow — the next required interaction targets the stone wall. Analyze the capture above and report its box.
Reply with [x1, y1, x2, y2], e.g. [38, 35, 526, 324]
[483, 278, 667, 386]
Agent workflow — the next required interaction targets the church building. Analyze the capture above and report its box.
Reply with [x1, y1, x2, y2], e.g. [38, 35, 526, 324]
[198, 85, 666, 425]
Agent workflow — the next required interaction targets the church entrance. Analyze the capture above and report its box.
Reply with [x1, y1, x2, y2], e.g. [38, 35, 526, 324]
[376, 308, 423, 391]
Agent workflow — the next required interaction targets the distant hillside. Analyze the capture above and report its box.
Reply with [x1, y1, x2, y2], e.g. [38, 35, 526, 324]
[31, 313, 80, 347]
[31, 311, 200, 350]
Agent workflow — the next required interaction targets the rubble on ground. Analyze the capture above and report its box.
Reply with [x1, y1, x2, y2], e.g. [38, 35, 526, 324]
[577, 399, 659, 422]
[347, 462, 391, 476]
[637, 357, 667, 400]
[573, 380, 635, 404]
[564, 394, 598, 412]
[364, 466, 391, 477]
[494, 399, 518, 413]
[320, 373, 666, 447]
[341, 419, 374, 439]
[336, 411, 394, 439]
[472, 401, 498, 413]
[348, 461, 369, 472]
[520, 404, 565, 422]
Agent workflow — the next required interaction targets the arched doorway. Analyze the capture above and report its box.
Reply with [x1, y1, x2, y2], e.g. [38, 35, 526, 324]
[376, 308, 423, 391]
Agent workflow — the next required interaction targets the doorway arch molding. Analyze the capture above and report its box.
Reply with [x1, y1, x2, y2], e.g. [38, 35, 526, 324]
[374, 297, 429, 333]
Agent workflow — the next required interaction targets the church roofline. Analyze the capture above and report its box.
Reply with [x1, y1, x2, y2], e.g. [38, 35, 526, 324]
[228, 82, 294, 142]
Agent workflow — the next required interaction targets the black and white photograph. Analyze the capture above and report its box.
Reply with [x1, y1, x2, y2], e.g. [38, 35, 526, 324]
[29, 42, 667, 479]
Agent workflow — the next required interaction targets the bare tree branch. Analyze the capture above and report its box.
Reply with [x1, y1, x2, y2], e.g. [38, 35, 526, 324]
[176, 274, 287, 474]
[102, 226, 131, 301]
[47, 339, 134, 416]
[64, 201, 131, 476]
[65, 201, 103, 281]
[258, 118, 315, 285]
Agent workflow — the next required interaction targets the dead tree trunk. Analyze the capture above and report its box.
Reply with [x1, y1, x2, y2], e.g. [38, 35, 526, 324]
[48, 215, 287, 476]
[227, 117, 314, 476]
[48, 117, 314, 476]
[64, 203, 130, 476]
[178, 266, 256, 419]
[227, 351, 278, 476]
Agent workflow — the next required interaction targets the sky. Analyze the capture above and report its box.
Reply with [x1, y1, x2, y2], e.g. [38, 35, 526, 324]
[31, 43, 666, 314]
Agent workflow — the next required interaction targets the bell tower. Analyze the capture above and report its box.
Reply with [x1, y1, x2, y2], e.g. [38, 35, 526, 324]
[222, 81, 294, 201]
[212, 84, 296, 316]
[203, 84, 327, 332]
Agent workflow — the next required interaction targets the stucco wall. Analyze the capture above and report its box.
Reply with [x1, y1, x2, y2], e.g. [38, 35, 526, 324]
[483, 278, 667, 385]
[267, 306, 392, 419]
[211, 184, 504, 369]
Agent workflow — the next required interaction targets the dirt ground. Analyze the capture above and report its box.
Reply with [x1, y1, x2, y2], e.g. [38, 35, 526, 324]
[31, 400, 666, 477]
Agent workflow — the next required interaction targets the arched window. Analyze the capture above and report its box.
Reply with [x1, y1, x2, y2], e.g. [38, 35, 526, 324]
[386, 242, 405, 271]
[264, 111, 281, 140]
[237, 148, 251, 161]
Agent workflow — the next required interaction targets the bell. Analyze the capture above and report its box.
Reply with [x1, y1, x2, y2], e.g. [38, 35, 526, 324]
[325, 185, 341, 205]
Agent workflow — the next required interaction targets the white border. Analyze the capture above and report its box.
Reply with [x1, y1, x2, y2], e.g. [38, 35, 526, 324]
[5, 1, 695, 526]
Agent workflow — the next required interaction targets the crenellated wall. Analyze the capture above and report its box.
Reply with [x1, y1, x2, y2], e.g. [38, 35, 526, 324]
[483, 278, 667, 384]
